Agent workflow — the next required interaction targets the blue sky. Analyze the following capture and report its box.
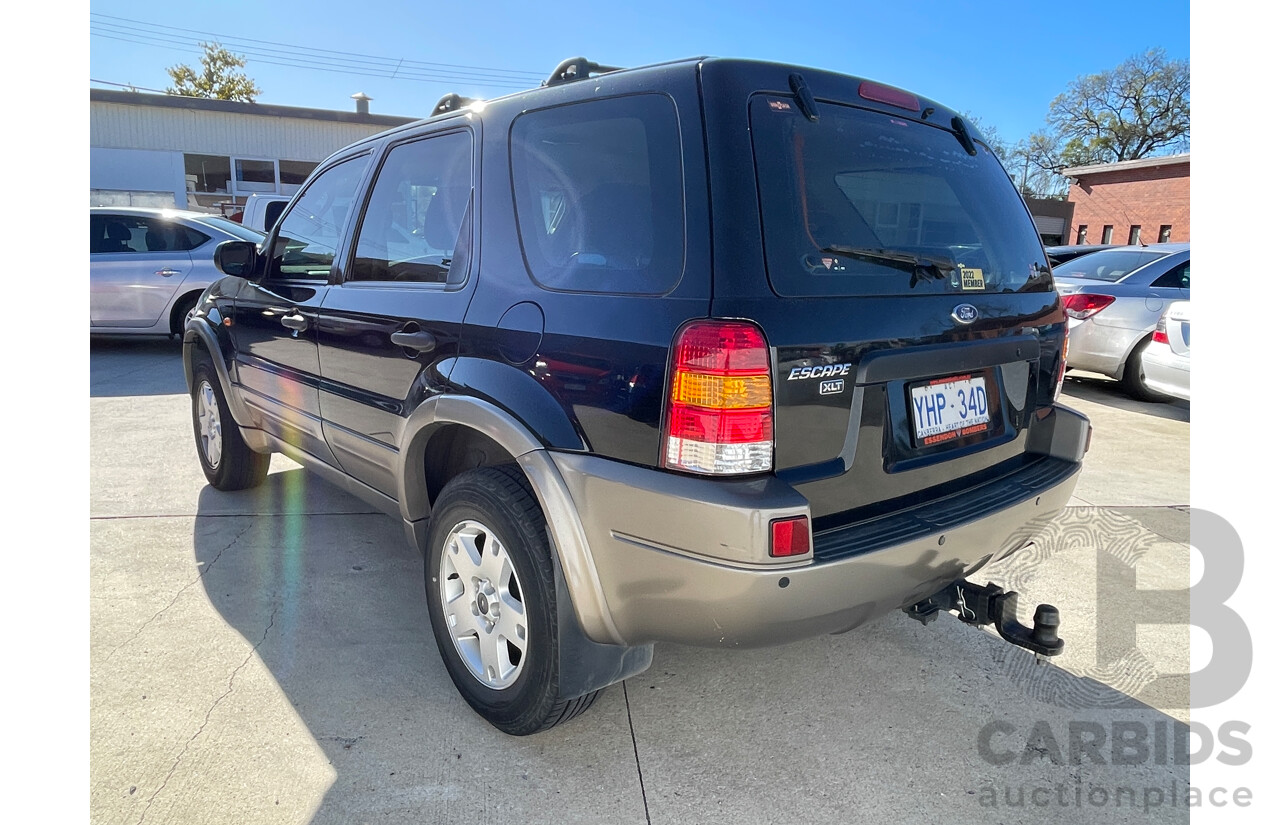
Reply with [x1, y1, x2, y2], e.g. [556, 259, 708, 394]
[88, 0, 1189, 148]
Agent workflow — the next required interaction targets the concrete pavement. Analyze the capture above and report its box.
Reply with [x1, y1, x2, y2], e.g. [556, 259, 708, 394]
[90, 339, 1193, 824]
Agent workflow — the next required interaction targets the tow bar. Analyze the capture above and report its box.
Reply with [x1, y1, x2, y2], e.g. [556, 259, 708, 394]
[904, 580, 1064, 657]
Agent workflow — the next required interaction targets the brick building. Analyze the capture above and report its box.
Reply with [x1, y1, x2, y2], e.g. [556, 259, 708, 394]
[1060, 153, 1189, 246]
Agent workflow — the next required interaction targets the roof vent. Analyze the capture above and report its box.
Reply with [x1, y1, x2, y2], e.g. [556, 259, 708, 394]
[351, 92, 372, 115]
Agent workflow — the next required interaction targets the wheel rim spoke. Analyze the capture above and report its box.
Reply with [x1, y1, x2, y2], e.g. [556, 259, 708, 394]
[197, 382, 222, 469]
[437, 519, 530, 690]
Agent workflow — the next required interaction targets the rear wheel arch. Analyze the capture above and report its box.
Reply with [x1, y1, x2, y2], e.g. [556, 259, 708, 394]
[169, 289, 204, 337]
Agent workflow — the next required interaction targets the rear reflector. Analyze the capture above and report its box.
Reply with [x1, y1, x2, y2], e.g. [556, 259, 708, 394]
[858, 81, 920, 112]
[1061, 293, 1116, 320]
[663, 320, 773, 475]
[770, 516, 811, 557]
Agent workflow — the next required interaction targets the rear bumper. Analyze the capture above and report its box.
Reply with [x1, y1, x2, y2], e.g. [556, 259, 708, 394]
[546, 405, 1089, 648]
[1139, 343, 1191, 400]
[1065, 317, 1139, 378]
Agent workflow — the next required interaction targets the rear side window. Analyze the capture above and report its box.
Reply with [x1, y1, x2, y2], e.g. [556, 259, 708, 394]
[90, 215, 207, 253]
[1151, 260, 1190, 289]
[510, 94, 684, 295]
[350, 131, 473, 284]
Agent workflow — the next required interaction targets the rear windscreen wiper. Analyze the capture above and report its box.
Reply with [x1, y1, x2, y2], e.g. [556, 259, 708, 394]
[820, 245, 958, 281]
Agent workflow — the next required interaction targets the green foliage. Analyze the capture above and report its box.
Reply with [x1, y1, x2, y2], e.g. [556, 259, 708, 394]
[166, 42, 261, 102]
[1046, 48, 1190, 165]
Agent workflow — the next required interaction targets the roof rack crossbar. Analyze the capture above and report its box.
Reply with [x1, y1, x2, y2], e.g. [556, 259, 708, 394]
[542, 57, 625, 87]
[431, 93, 478, 117]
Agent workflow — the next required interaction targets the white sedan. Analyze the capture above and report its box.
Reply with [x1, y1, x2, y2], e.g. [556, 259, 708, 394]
[1139, 301, 1190, 401]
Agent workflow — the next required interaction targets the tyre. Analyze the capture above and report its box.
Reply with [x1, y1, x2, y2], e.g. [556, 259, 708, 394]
[191, 358, 270, 490]
[171, 292, 200, 338]
[1120, 336, 1170, 402]
[425, 464, 599, 735]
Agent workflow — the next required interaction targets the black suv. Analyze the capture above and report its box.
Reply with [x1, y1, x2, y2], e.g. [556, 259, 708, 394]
[184, 57, 1090, 735]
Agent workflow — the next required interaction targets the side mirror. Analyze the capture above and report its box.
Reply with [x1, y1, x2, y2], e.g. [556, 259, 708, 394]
[213, 240, 260, 277]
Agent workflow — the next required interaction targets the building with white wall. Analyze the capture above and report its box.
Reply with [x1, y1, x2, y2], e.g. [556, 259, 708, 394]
[90, 89, 415, 212]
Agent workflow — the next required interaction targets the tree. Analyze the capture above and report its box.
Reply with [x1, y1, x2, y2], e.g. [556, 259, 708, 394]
[166, 42, 261, 102]
[1046, 48, 1189, 166]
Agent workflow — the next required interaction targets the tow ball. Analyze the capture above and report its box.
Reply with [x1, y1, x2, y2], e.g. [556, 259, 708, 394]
[904, 580, 1064, 657]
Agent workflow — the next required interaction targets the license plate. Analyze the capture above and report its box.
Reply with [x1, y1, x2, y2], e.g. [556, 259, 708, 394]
[910, 374, 991, 446]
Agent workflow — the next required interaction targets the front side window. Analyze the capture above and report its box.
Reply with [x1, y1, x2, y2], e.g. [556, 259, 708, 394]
[267, 154, 371, 280]
[510, 94, 685, 295]
[750, 96, 1049, 297]
[349, 131, 473, 284]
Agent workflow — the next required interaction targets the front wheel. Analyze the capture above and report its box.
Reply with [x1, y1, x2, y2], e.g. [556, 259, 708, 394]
[424, 465, 599, 735]
[191, 359, 270, 490]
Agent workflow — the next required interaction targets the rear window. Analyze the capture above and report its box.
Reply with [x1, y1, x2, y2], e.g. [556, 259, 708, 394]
[510, 94, 684, 295]
[195, 215, 266, 244]
[1053, 249, 1166, 282]
[750, 96, 1050, 297]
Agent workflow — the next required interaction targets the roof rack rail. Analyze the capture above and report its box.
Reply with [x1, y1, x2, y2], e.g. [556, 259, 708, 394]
[431, 93, 478, 117]
[542, 57, 625, 87]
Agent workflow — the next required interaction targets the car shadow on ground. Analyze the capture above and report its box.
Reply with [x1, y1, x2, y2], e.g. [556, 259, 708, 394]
[190, 469, 1194, 823]
[90, 336, 188, 397]
[1063, 374, 1190, 423]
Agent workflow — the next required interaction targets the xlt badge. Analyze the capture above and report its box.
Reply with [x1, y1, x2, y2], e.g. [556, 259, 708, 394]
[819, 379, 845, 395]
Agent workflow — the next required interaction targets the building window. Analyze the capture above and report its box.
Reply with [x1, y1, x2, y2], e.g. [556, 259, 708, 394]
[234, 158, 278, 194]
[184, 154, 232, 194]
[1128, 225, 1141, 245]
[279, 160, 319, 194]
[1076, 225, 1088, 244]
[1158, 225, 1172, 243]
[1102, 225, 1113, 244]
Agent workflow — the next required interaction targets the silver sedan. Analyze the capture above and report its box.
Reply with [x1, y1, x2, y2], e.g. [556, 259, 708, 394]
[1052, 243, 1190, 400]
[90, 207, 265, 337]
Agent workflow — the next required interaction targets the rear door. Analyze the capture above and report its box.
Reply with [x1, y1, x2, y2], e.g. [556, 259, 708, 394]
[702, 61, 1065, 524]
[314, 128, 477, 497]
[230, 153, 372, 464]
[90, 213, 194, 327]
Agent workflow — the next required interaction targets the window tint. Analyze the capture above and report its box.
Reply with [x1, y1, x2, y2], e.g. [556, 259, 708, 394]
[267, 154, 371, 280]
[751, 97, 1049, 297]
[1151, 260, 1190, 290]
[350, 132, 473, 284]
[510, 94, 684, 294]
[90, 215, 207, 253]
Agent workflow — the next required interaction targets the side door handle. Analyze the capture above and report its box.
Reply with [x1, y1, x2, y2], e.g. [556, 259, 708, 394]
[390, 330, 437, 353]
[155, 268, 182, 277]
[281, 312, 309, 331]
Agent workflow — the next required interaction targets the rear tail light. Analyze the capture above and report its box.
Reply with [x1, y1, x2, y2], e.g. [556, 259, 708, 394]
[770, 516, 811, 557]
[1054, 329, 1068, 403]
[663, 320, 773, 475]
[1061, 293, 1115, 320]
[1152, 315, 1169, 345]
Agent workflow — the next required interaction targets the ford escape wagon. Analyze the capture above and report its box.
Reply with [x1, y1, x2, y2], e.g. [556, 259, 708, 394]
[184, 57, 1090, 735]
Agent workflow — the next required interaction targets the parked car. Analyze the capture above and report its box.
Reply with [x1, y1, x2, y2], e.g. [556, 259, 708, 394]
[183, 56, 1089, 735]
[1044, 244, 1113, 267]
[1052, 243, 1190, 400]
[1140, 301, 1190, 401]
[91, 207, 265, 337]
[228, 193, 292, 233]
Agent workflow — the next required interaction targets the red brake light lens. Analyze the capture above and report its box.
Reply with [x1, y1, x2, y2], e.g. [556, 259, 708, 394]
[858, 81, 920, 112]
[663, 320, 773, 475]
[1061, 293, 1116, 320]
[1152, 316, 1169, 344]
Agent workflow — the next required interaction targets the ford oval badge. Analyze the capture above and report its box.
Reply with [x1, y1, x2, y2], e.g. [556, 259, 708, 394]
[952, 303, 978, 324]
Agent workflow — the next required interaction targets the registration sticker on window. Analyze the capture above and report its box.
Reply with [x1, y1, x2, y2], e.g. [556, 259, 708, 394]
[960, 267, 986, 290]
[910, 374, 991, 446]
